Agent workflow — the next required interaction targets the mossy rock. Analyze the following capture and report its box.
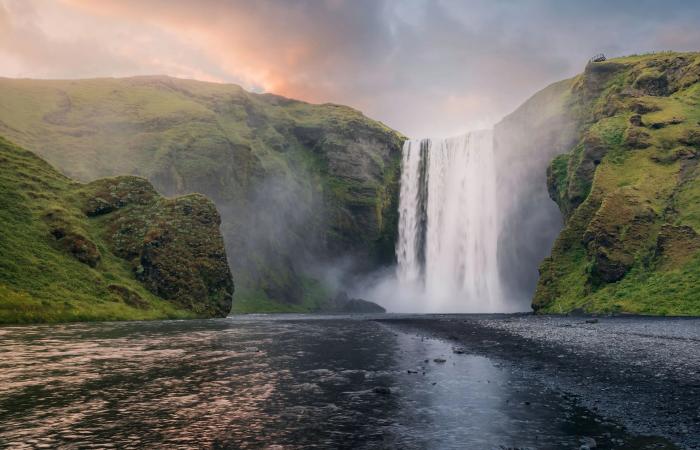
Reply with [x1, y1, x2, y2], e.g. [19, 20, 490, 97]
[624, 127, 652, 149]
[83, 177, 158, 216]
[82, 181, 234, 317]
[0, 135, 233, 323]
[582, 190, 656, 284]
[633, 69, 669, 96]
[654, 224, 700, 270]
[108, 284, 150, 309]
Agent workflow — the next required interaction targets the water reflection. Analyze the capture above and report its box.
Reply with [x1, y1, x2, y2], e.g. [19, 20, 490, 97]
[0, 316, 677, 449]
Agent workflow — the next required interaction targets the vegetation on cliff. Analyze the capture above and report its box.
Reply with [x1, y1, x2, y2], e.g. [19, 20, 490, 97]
[533, 52, 700, 315]
[0, 136, 233, 323]
[0, 76, 404, 312]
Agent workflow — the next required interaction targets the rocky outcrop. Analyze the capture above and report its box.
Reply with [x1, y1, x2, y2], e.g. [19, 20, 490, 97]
[632, 69, 669, 96]
[624, 128, 652, 149]
[0, 136, 233, 323]
[81, 177, 234, 317]
[581, 190, 655, 284]
[654, 224, 700, 270]
[107, 284, 149, 309]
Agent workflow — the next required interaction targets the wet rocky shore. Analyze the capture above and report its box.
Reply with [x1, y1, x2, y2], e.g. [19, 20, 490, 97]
[378, 314, 700, 449]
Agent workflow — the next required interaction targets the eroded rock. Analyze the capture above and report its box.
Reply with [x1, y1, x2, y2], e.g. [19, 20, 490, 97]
[83, 178, 234, 317]
[582, 190, 655, 284]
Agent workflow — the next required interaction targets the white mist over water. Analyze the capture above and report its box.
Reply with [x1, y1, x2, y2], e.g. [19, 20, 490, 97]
[393, 130, 504, 312]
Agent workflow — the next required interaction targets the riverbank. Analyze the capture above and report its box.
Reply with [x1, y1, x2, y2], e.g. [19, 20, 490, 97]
[377, 314, 700, 449]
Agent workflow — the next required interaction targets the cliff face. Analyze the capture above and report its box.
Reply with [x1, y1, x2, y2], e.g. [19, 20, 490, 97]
[529, 53, 700, 315]
[493, 79, 579, 308]
[0, 76, 404, 312]
[0, 136, 233, 323]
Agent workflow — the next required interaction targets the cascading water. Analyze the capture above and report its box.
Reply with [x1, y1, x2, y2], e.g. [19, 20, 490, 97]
[397, 130, 503, 312]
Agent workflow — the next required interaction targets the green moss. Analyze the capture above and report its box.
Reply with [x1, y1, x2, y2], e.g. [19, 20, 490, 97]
[537, 254, 700, 316]
[0, 136, 230, 323]
[675, 173, 700, 231]
[534, 52, 700, 316]
[547, 154, 570, 213]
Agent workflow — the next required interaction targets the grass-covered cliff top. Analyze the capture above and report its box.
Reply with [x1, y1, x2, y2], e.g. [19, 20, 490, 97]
[0, 136, 233, 323]
[533, 51, 700, 315]
[0, 75, 402, 185]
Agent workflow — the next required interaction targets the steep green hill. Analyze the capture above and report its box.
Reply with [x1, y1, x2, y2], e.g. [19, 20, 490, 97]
[529, 52, 700, 315]
[0, 136, 233, 323]
[0, 76, 405, 312]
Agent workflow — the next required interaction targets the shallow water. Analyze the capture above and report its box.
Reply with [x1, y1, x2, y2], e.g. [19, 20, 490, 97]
[0, 315, 677, 449]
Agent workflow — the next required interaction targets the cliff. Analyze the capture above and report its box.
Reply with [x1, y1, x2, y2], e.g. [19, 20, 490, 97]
[0, 136, 233, 323]
[513, 52, 700, 315]
[0, 76, 404, 312]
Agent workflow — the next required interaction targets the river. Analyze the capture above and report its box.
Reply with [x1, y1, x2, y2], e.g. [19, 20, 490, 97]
[0, 315, 679, 449]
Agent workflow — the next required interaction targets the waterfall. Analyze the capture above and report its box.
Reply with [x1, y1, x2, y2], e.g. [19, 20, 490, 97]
[396, 130, 502, 312]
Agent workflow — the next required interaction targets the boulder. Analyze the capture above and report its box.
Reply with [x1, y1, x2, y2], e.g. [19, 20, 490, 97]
[83, 179, 234, 317]
[324, 291, 386, 313]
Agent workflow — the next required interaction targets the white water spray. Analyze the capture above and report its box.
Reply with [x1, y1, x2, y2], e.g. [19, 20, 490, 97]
[396, 130, 503, 312]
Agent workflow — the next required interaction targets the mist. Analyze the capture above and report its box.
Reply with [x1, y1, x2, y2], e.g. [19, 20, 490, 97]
[222, 159, 328, 304]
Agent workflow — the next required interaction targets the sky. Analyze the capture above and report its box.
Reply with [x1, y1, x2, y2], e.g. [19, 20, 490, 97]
[2, 0, 700, 137]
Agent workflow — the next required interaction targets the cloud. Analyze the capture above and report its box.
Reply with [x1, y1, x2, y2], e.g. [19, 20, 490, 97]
[1, 0, 700, 136]
[0, 0, 231, 82]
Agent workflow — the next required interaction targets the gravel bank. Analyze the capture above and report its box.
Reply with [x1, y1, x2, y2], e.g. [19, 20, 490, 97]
[378, 315, 700, 449]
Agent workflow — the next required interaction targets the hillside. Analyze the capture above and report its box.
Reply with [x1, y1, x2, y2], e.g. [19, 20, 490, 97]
[524, 52, 700, 315]
[0, 136, 233, 323]
[0, 76, 405, 312]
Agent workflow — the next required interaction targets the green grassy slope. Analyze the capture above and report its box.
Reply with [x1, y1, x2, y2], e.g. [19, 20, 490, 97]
[0, 76, 405, 312]
[533, 52, 700, 315]
[0, 136, 233, 323]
